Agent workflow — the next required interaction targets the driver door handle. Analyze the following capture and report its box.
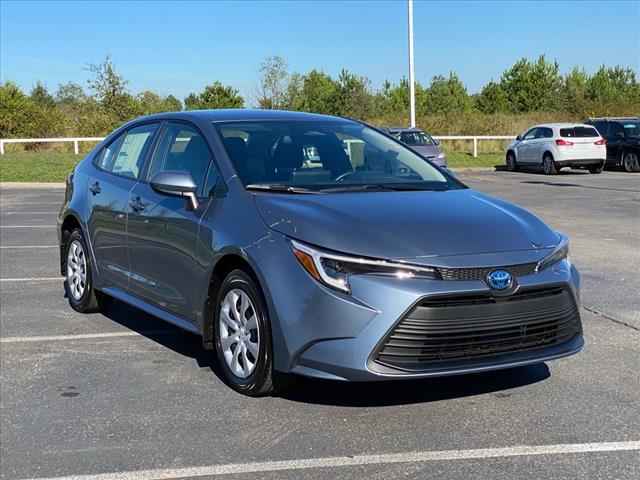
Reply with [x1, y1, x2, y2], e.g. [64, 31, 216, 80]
[89, 182, 101, 195]
[129, 197, 147, 213]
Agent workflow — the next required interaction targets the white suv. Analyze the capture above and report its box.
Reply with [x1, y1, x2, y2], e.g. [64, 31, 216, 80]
[506, 123, 607, 174]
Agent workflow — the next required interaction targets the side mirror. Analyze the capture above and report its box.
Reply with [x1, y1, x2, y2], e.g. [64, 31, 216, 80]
[516, 135, 522, 141]
[150, 170, 199, 210]
[433, 138, 440, 146]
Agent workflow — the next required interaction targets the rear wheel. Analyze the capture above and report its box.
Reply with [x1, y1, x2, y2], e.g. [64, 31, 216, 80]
[543, 154, 557, 175]
[622, 151, 639, 172]
[63, 229, 104, 313]
[214, 270, 274, 396]
[506, 152, 517, 172]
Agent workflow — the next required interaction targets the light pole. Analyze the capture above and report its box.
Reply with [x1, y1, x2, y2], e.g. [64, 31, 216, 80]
[408, 0, 416, 128]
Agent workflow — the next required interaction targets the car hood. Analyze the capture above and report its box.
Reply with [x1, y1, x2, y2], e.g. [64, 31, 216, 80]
[254, 189, 560, 264]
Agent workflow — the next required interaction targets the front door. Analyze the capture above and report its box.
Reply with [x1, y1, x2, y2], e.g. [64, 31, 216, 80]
[127, 121, 216, 322]
[87, 123, 159, 291]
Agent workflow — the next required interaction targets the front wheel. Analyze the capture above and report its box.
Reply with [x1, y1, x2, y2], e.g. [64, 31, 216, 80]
[506, 152, 517, 172]
[214, 270, 274, 396]
[543, 155, 557, 175]
[588, 165, 603, 174]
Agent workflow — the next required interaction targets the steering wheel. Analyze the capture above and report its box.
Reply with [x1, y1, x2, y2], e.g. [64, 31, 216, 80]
[335, 171, 358, 183]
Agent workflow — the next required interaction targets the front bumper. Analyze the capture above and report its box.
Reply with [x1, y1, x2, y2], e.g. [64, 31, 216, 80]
[249, 235, 583, 382]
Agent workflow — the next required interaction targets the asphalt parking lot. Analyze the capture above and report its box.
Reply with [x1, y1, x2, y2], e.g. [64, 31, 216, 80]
[1, 170, 639, 480]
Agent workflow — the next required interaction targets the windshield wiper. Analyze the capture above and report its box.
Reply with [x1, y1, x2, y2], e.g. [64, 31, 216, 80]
[245, 184, 319, 194]
[320, 183, 439, 193]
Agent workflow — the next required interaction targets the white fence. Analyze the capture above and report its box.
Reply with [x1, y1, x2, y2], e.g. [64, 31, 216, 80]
[0, 135, 517, 158]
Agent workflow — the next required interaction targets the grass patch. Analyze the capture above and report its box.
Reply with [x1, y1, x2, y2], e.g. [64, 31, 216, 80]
[0, 150, 503, 183]
[0, 152, 81, 182]
[445, 152, 503, 169]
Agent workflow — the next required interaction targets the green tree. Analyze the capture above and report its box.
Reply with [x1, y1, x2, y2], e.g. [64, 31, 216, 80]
[184, 82, 244, 110]
[475, 81, 509, 114]
[30, 82, 56, 109]
[561, 67, 589, 115]
[586, 65, 640, 107]
[136, 91, 182, 115]
[295, 70, 339, 114]
[423, 73, 472, 114]
[86, 55, 137, 121]
[55, 82, 87, 105]
[500, 55, 563, 112]
[333, 69, 374, 119]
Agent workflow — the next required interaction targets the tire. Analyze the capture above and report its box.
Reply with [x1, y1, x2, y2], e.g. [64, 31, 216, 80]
[214, 269, 274, 396]
[588, 165, 603, 174]
[543, 154, 557, 175]
[506, 152, 518, 172]
[622, 151, 640, 172]
[63, 228, 104, 313]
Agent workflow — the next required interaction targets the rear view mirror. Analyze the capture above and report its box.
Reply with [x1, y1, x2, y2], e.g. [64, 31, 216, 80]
[150, 171, 199, 210]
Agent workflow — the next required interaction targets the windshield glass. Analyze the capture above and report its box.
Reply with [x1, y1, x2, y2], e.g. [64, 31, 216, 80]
[399, 131, 435, 146]
[216, 121, 461, 192]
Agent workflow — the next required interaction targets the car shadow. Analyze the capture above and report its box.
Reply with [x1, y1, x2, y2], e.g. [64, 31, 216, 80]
[278, 364, 550, 407]
[98, 297, 552, 406]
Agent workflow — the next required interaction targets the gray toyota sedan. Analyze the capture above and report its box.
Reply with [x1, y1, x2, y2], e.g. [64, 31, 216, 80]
[58, 109, 583, 396]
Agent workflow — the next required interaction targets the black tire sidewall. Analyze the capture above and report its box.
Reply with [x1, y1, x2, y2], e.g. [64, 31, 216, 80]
[63, 229, 95, 311]
[213, 270, 273, 395]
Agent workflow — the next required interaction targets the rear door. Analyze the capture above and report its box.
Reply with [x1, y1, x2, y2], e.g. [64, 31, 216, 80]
[530, 127, 552, 165]
[87, 123, 159, 291]
[127, 121, 218, 322]
[606, 122, 625, 164]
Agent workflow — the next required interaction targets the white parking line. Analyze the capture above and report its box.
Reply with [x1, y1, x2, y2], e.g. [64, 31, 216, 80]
[3, 211, 58, 215]
[0, 277, 60, 282]
[21, 441, 640, 480]
[0, 245, 57, 249]
[0, 225, 55, 228]
[1, 331, 149, 343]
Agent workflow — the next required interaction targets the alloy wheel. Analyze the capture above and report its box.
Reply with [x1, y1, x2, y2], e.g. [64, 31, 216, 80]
[623, 152, 639, 172]
[219, 289, 260, 379]
[66, 239, 87, 300]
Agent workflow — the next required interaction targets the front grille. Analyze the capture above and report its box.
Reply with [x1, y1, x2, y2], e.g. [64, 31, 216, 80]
[437, 263, 537, 281]
[373, 287, 581, 372]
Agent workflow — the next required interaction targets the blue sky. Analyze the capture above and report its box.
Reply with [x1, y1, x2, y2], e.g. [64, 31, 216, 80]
[2, 0, 638, 104]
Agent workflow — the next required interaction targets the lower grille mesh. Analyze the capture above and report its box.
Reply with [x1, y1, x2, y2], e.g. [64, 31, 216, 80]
[374, 287, 581, 371]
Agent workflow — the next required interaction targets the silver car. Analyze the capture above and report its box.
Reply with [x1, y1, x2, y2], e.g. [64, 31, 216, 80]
[59, 109, 583, 396]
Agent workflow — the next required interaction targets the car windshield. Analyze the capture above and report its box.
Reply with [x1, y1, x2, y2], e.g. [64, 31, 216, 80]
[399, 131, 435, 146]
[216, 121, 462, 192]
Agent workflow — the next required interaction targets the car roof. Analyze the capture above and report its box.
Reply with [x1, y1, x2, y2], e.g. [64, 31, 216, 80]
[531, 123, 598, 129]
[587, 116, 640, 122]
[132, 109, 352, 124]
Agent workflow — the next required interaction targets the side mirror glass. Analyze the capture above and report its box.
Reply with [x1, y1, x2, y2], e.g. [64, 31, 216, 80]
[516, 134, 522, 141]
[150, 171, 199, 209]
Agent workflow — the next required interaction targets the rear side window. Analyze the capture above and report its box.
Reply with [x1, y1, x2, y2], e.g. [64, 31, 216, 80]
[560, 127, 599, 138]
[148, 122, 213, 194]
[536, 128, 553, 139]
[96, 124, 158, 179]
[593, 121, 608, 137]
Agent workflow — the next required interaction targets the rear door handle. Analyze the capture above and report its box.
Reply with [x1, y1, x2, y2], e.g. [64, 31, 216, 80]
[129, 198, 147, 212]
[89, 182, 101, 195]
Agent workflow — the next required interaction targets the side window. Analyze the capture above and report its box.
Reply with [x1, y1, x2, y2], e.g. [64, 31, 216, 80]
[95, 135, 124, 171]
[96, 124, 158, 179]
[544, 128, 554, 138]
[523, 128, 538, 140]
[593, 121, 608, 137]
[112, 124, 158, 179]
[609, 122, 625, 138]
[148, 122, 213, 194]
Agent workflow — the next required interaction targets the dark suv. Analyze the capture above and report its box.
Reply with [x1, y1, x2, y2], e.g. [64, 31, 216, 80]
[586, 117, 640, 172]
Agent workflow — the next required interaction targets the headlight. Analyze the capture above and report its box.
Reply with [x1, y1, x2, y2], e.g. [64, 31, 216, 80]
[536, 234, 569, 272]
[290, 240, 438, 294]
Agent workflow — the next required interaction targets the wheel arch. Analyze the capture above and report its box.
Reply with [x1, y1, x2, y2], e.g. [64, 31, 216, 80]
[59, 211, 85, 276]
[202, 250, 272, 350]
